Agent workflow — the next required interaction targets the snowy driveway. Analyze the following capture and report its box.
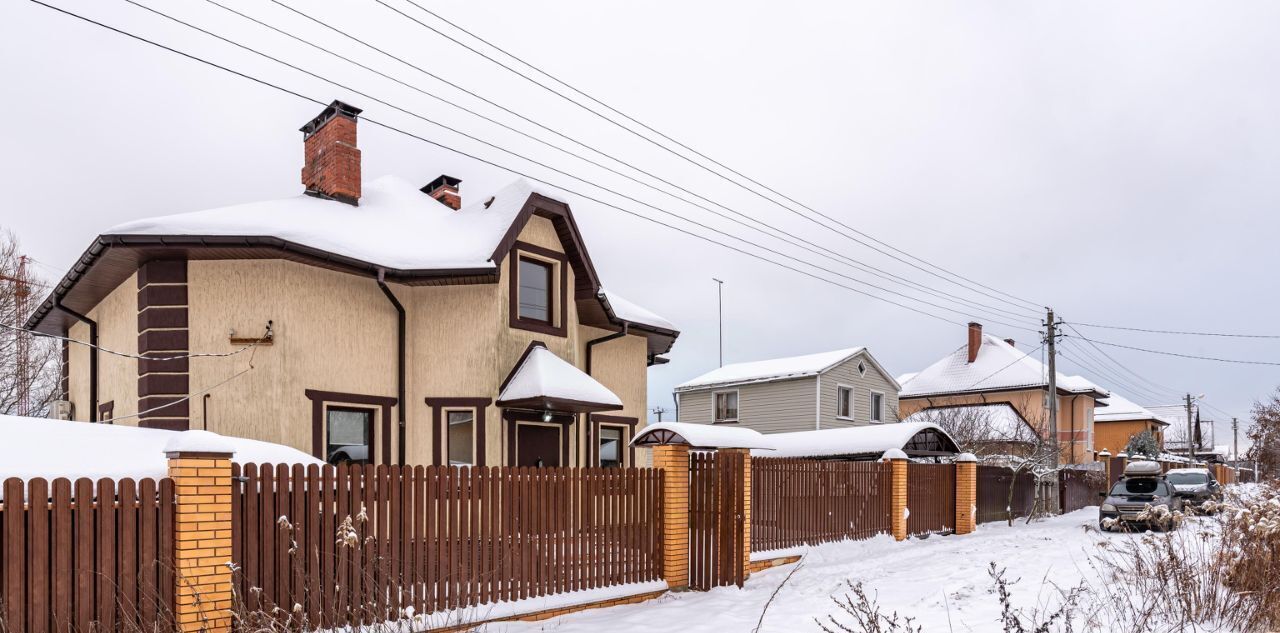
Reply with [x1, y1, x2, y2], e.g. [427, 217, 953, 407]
[494, 508, 1174, 633]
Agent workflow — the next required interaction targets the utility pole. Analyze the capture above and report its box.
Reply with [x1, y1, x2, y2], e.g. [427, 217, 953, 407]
[1045, 308, 1059, 469]
[1185, 394, 1196, 463]
[651, 406, 667, 423]
[712, 278, 724, 367]
[1232, 417, 1239, 464]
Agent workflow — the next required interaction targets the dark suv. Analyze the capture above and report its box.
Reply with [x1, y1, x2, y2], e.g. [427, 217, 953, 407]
[1099, 461, 1183, 531]
[1166, 468, 1223, 511]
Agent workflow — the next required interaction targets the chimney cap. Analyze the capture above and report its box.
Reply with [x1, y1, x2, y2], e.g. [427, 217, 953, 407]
[421, 174, 462, 194]
[300, 100, 363, 138]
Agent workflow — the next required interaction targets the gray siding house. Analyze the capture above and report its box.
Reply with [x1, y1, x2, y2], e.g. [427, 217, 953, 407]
[673, 347, 901, 434]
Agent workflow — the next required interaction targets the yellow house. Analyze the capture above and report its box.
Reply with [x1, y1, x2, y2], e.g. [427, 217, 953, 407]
[897, 323, 1109, 464]
[1093, 392, 1168, 454]
[25, 101, 678, 469]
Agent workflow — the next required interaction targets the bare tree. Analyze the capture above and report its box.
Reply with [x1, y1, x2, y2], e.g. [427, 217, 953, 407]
[912, 405, 1039, 459]
[0, 229, 60, 416]
[1248, 389, 1280, 481]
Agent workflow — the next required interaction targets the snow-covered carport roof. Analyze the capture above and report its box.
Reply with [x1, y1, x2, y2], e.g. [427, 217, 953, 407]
[631, 422, 776, 450]
[751, 422, 960, 461]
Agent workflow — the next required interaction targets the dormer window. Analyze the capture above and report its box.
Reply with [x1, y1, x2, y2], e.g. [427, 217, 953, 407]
[518, 258, 553, 322]
[509, 241, 567, 336]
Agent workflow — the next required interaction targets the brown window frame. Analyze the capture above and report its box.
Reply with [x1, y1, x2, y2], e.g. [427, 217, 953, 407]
[305, 389, 398, 465]
[426, 397, 492, 466]
[590, 414, 638, 467]
[508, 241, 568, 337]
[324, 405, 375, 465]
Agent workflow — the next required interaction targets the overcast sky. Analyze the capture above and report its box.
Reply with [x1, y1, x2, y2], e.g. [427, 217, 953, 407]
[3, 0, 1277, 454]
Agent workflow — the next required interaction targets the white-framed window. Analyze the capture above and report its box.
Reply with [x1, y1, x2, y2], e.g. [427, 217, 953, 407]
[446, 409, 475, 465]
[714, 390, 739, 423]
[869, 390, 885, 423]
[836, 385, 854, 419]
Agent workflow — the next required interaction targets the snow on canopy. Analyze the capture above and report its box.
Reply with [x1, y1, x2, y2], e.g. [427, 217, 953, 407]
[598, 288, 676, 332]
[631, 421, 775, 450]
[899, 335, 1109, 399]
[497, 345, 623, 409]
[1096, 391, 1167, 424]
[675, 347, 866, 391]
[902, 403, 1037, 443]
[0, 415, 322, 499]
[749, 422, 959, 460]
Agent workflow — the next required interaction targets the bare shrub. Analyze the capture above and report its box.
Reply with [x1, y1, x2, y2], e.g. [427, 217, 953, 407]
[817, 580, 922, 633]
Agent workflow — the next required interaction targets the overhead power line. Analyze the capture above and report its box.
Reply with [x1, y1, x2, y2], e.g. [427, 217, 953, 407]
[1067, 321, 1280, 339]
[1069, 334, 1280, 367]
[28, 0, 1017, 334]
[1061, 323, 1191, 399]
[198, 0, 1039, 326]
[118, 0, 1040, 333]
[0, 322, 271, 362]
[376, 0, 1045, 314]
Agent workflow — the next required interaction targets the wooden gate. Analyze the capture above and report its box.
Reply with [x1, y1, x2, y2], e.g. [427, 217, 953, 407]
[687, 451, 745, 590]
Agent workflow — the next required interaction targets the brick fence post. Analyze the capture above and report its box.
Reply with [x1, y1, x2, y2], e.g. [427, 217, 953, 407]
[1097, 450, 1111, 485]
[882, 449, 908, 541]
[1115, 452, 1128, 480]
[954, 453, 977, 535]
[165, 432, 235, 633]
[653, 444, 690, 590]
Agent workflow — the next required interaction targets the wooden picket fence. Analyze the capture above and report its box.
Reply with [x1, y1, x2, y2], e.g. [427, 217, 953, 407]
[750, 459, 892, 552]
[230, 463, 662, 627]
[976, 465, 1037, 524]
[687, 451, 745, 590]
[906, 464, 955, 535]
[1059, 468, 1107, 514]
[0, 477, 174, 633]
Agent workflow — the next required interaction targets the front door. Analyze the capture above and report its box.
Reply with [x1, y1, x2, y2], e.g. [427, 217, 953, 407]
[515, 423, 561, 467]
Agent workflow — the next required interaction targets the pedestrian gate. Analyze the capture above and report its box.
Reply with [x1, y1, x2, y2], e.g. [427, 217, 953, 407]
[688, 450, 745, 590]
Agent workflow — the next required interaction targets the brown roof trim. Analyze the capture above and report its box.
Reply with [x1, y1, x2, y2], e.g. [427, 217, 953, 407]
[25, 234, 497, 333]
[498, 340, 547, 395]
[497, 396, 624, 414]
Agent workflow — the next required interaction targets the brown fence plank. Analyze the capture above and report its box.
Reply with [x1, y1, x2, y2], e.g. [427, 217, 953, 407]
[94, 478, 115, 632]
[117, 478, 138, 627]
[27, 478, 49, 633]
[4, 478, 26, 633]
[137, 478, 157, 629]
[50, 479, 72, 633]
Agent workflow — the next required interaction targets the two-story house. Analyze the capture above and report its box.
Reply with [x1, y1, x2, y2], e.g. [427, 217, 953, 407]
[897, 323, 1109, 464]
[1093, 391, 1168, 454]
[672, 347, 900, 433]
[25, 101, 678, 469]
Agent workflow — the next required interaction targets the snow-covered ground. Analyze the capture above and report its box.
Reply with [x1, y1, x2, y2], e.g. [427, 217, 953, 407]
[492, 507, 1212, 633]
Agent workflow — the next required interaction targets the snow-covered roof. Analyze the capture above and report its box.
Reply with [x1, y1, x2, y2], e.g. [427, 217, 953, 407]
[0, 415, 322, 499]
[107, 176, 538, 271]
[899, 335, 1109, 399]
[631, 421, 775, 450]
[902, 404, 1037, 443]
[598, 288, 676, 332]
[1096, 392, 1165, 424]
[497, 344, 623, 410]
[675, 347, 870, 391]
[750, 422, 959, 459]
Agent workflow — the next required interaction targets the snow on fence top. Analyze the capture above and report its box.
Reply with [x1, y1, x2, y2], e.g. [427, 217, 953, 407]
[750, 422, 960, 460]
[631, 422, 776, 450]
[0, 414, 321, 497]
[675, 347, 866, 391]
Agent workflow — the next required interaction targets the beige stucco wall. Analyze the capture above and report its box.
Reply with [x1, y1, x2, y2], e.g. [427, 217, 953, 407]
[66, 272, 138, 423]
[62, 213, 654, 468]
[899, 388, 1098, 463]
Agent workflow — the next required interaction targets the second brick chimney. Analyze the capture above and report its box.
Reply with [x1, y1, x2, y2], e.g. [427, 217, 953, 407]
[422, 175, 462, 210]
[967, 322, 983, 363]
[300, 100, 362, 205]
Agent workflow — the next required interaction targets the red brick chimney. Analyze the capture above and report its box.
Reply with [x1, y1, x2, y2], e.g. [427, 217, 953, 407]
[422, 175, 462, 210]
[967, 322, 983, 363]
[300, 100, 362, 205]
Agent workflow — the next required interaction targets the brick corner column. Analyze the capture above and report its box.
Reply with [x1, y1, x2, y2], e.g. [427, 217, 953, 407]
[954, 453, 977, 536]
[653, 444, 690, 590]
[1097, 450, 1111, 484]
[167, 441, 234, 633]
[138, 259, 190, 430]
[882, 450, 908, 541]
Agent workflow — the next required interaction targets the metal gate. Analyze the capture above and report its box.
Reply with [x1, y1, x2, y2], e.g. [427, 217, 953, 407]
[688, 451, 745, 590]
